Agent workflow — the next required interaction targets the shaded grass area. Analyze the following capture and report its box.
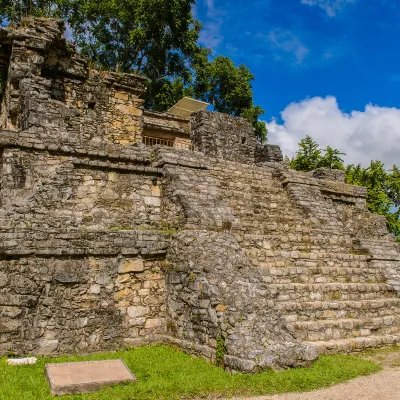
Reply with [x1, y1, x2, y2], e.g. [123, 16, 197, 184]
[0, 345, 381, 400]
[358, 345, 400, 358]
[356, 345, 400, 368]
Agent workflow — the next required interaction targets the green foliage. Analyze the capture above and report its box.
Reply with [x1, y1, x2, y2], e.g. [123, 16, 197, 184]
[290, 136, 344, 172]
[290, 136, 399, 241]
[0, 345, 381, 399]
[346, 162, 400, 240]
[290, 136, 322, 171]
[318, 146, 346, 169]
[61, 0, 200, 80]
[192, 55, 267, 142]
[215, 329, 225, 367]
[145, 77, 194, 112]
[0, 0, 62, 24]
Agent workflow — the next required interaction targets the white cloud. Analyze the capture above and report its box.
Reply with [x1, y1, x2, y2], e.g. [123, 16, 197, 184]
[301, 0, 356, 17]
[267, 29, 309, 65]
[266, 96, 400, 167]
[198, 0, 225, 52]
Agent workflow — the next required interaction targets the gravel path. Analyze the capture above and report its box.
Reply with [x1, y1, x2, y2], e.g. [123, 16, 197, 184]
[233, 368, 400, 400]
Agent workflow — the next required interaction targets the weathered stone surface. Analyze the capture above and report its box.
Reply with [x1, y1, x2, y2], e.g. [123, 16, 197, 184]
[118, 259, 145, 274]
[46, 360, 136, 396]
[0, 18, 399, 373]
[255, 143, 284, 164]
[312, 168, 346, 182]
[191, 110, 257, 164]
[166, 231, 317, 370]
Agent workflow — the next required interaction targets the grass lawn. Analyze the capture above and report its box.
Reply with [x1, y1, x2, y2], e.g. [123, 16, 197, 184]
[0, 345, 381, 400]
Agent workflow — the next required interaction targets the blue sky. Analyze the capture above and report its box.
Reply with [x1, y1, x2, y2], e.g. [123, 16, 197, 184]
[193, 0, 400, 166]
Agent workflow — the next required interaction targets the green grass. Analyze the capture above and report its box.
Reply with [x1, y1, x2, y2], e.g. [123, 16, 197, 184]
[0, 345, 381, 400]
[357, 345, 400, 358]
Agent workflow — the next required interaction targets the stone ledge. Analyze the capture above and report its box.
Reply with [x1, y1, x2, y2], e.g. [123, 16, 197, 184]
[0, 229, 169, 257]
[0, 130, 153, 165]
[71, 158, 163, 175]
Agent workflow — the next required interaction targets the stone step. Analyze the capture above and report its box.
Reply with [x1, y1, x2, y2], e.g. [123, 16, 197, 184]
[261, 266, 386, 284]
[306, 334, 400, 355]
[291, 316, 400, 341]
[270, 283, 397, 302]
[244, 248, 369, 260]
[280, 299, 400, 321]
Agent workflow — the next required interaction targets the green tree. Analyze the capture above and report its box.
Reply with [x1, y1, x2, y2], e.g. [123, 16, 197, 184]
[192, 56, 267, 141]
[318, 146, 346, 170]
[0, 0, 61, 24]
[290, 137, 345, 172]
[290, 136, 399, 241]
[290, 136, 322, 171]
[61, 0, 201, 101]
[346, 162, 400, 240]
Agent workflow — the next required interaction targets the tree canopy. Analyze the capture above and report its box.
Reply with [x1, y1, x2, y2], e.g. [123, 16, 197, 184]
[290, 136, 400, 241]
[289, 136, 345, 172]
[346, 162, 400, 239]
[0, 0, 267, 141]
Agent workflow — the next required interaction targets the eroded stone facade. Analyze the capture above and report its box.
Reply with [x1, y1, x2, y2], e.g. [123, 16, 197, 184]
[0, 19, 399, 372]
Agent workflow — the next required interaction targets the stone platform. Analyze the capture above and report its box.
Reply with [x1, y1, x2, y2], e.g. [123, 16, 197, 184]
[45, 360, 136, 396]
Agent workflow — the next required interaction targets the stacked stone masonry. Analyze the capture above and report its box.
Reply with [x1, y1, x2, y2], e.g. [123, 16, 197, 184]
[0, 19, 399, 372]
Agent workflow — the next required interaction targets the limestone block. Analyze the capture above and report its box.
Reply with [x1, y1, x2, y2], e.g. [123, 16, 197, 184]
[89, 284, 101, 294]
[127, 306, 149, 318]
[7, 357, 37, 366]
[36, 339, 59, 355]
[145, 318, 164, 329]
[46, 360, 136, 396]
[144, 196, 161, 207]
[115, 92, 129, 101]
[116, 104, 142, 116]
[151, 185, 161, 197]
[118, 259, 144, 274]
[0, 272, 8, 287]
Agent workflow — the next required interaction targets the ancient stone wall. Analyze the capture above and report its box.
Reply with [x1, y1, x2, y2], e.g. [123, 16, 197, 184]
[191, 110, 258, 163]
[0, 19, 168, 354]
[191, 110, 284, 164]
[159, 147, 400, 362]
[0, 133, 169, 355]
[0, 18, 399, 372]
[143, 111, 190, 135]
[0, 18, 146, 146]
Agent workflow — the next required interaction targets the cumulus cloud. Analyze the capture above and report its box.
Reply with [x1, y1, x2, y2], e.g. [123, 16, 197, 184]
[301, 0, 356, 17]
[266, 96, 400, 167]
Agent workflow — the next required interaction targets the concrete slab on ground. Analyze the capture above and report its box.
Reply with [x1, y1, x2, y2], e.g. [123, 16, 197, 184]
[45, 359, 136, 396]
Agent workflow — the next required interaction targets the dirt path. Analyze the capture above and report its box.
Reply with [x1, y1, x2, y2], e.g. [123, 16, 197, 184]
[233, 368, 400, 400]
[232, 348, 400, 400]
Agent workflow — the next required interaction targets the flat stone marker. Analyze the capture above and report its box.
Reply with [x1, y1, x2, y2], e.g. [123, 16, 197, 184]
[45, 359, 136, 396]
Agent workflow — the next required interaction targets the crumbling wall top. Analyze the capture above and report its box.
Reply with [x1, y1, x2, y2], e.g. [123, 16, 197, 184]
[0, 17, 148, 145]
[190, 110, 283, 165]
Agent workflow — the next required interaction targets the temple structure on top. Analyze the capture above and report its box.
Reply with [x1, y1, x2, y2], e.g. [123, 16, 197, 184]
[0, 18, 399, 373]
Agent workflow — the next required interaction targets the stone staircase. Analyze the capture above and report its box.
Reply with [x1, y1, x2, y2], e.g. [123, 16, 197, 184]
[262, 253, 400, 354]
[167, 155, 400, 358]
[221, 166, 400, 355]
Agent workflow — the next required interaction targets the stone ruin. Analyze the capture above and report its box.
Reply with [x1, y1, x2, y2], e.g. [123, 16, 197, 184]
[0, 18, 399, 372]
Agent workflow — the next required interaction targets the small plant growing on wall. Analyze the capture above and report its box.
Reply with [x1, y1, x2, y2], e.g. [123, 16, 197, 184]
[215, 328, 225, 368]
